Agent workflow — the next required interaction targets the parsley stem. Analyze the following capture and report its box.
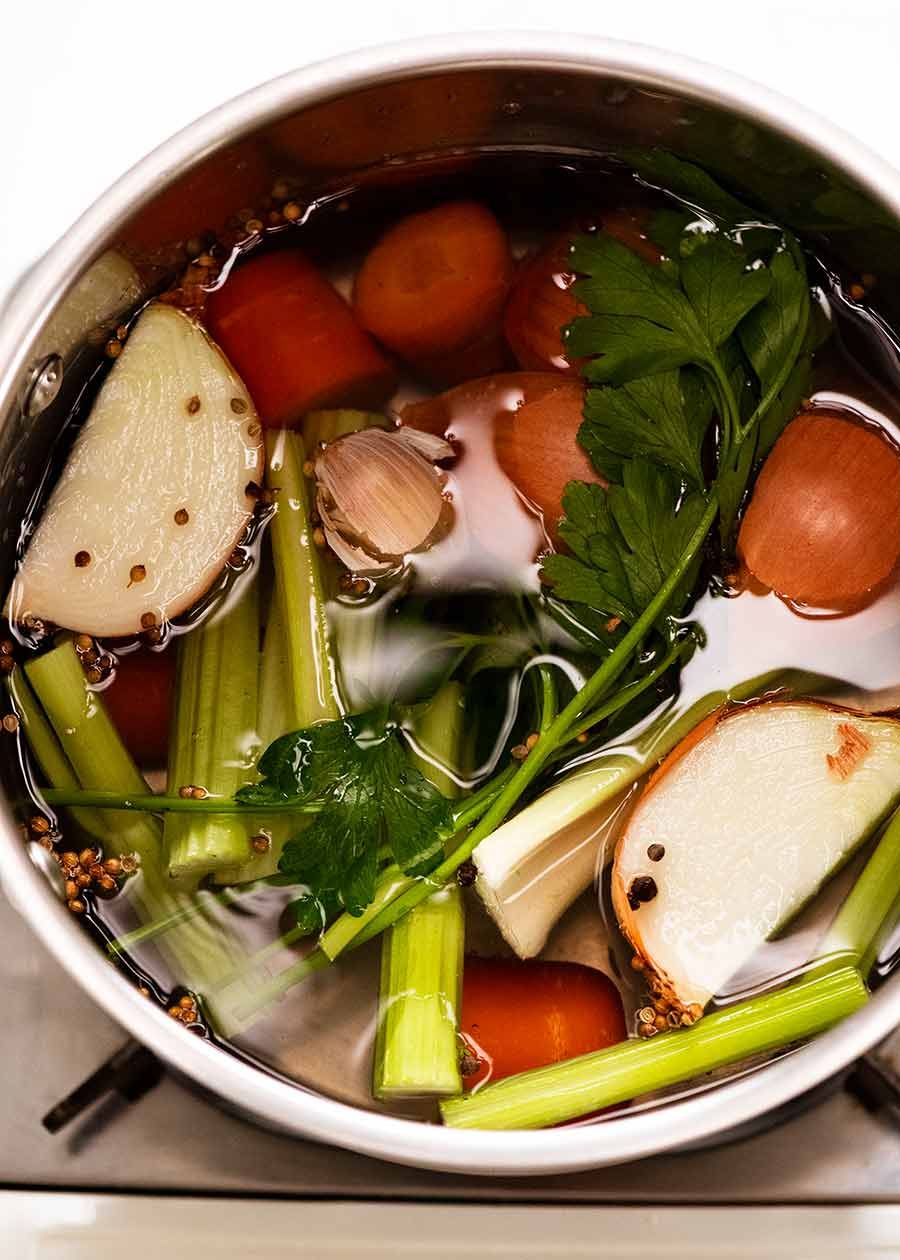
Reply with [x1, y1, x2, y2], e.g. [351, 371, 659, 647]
[537, 663, 558, 734]
[735, 237, 810, 451]
[561, 633, 693, 745]
[44, 772, 517, 821]
[708, 357, 741, 465]
[41, 789, 326, 814]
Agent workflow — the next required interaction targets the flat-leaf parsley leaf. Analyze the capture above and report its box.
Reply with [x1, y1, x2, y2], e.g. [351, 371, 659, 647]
[237, 713, 453, 917]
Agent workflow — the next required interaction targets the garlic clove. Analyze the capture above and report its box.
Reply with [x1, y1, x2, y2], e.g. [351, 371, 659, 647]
[314, 426, 453, 573]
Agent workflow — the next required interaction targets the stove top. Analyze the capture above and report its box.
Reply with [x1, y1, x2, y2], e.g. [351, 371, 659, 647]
[5, 891, 900, 1202]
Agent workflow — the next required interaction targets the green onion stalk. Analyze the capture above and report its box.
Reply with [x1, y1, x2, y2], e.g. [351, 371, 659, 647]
[373, 681, 467, 1099]
[165, 579, 261, 879]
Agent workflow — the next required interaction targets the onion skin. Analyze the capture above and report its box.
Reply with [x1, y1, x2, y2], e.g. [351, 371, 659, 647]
[402, 372, 600, 544]
[503, 211, 662, 375]
[738, 410, 900, 608]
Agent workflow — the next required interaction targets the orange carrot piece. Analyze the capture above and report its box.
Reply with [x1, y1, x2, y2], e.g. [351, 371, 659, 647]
[206, 252, 396, 429]
[353, 201, 512, 364]
[460, 957, 626, 1088]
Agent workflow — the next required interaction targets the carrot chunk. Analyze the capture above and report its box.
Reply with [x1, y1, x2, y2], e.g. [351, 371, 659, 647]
[206, 252, 396, 429]
[461, 957, 626, 1088]
[353, 201, 512, 365]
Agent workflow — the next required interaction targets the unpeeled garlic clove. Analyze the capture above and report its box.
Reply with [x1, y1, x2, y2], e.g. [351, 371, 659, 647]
[314, 426, 454, 573]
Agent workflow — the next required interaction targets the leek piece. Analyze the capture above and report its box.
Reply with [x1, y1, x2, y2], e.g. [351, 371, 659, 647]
[164, 580, 260, 879]
[440, 964, 867, 1130]
[267, 429, 342, 730]
[373, 682, 466, 1099]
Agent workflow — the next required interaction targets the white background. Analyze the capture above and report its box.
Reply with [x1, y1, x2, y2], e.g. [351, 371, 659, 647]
[1, 0, 900, 284]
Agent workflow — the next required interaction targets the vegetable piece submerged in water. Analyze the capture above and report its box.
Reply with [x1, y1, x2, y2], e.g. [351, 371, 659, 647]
[402, 371, 597, 545]
[613, 700, 900, 1015]
[9, 303, 263, 637]
[738, 410, 900, 608]
[353, 201, 512, 374]
[314, 426, 454, 572]
[206, 251, 396, 428]
[460, 957, 626, 1089]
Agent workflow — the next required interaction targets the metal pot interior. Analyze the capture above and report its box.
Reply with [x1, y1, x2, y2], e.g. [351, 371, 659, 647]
[3, 45, 900, 1172]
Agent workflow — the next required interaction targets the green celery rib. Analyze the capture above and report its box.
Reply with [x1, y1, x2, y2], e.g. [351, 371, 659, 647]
[267, 428, 342, 730]
[217, 425, 346, 886]
[165, 580, 260, 879]
[7, 671, 107, 846]
[440, 964, 866, 1130]
[24, 640, 253, 1030]
[373, 682, 466, 1099]
[303, 409, 388, 447]
[818, 806, 900, 976]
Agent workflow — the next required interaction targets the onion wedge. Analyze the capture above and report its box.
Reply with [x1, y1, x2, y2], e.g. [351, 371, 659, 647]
[613, 700, 900, 1016]
[9, 303, 263, 637]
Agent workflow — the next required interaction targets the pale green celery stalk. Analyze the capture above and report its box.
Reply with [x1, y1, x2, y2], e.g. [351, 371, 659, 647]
[440, 965, 866, 1130]
[24, 640, 253, 1031]
[216, 424, 346, 885]
[213, 594, 292, 886]
[374, 682, 466, 1099]
[305, 409, 389, 713]
[268, 428, 342, 729]
[165, 581, 260, 879]
[7, 671, 106, 846]
[303, 409, 387, 448]
[818, 806, 900, 976]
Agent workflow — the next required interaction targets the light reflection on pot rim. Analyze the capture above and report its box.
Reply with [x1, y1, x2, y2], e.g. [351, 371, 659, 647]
[3, 32, 900, 1175]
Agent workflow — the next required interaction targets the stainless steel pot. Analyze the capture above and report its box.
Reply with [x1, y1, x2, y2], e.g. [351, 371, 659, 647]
[2, 33, 900, 1176]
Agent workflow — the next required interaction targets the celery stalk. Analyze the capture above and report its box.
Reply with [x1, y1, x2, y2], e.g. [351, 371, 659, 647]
[258, 595, 292, 751]
[303, 409, 387, 448]
[7, 671, 107, 845]
[439, 964, 867, 1130]
[24, 640, 252, 1023]
[215, 426, 345, 887]
[819, 806, 900, 975]
[267, 429, 342, 730]
[165, 580, 260, 879]
[373, 683, 466, 1099]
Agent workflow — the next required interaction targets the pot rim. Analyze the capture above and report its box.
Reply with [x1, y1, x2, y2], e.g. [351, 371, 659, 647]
[2, 32, 900, 1177]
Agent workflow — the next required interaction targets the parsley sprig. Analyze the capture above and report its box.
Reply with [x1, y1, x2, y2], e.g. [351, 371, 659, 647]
[237, 712, 452, 920]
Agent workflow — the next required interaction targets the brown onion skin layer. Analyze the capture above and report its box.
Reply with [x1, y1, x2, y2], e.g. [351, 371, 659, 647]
[737, 410, 900, 610]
